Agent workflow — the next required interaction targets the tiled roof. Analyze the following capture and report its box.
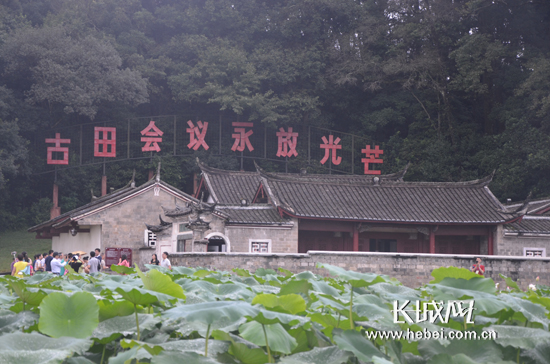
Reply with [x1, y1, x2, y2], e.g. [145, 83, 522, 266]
[218, 205, 292, 226]
[197, 160, 410, 205]
[504, 217, 550, 234]
[505, 198, 550, 215]
[260, 173, 515, 224]
[200, 166, 260, 205]
[29, 178, 202, 232]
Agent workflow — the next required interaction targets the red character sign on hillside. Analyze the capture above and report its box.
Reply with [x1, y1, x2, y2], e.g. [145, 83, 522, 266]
[320, 135, 342, 165]
[231, 122, 254, 152]
[276, 127, 298, 157]
[141, 121, 163, 152]
[186, 120, 209, 150]
[362, 145, 383, 174]
[45, 133, 71, 165]
[94, 127, 116, 157]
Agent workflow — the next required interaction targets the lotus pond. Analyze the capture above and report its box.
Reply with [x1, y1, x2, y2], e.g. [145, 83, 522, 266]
[0, 263, 550, 364]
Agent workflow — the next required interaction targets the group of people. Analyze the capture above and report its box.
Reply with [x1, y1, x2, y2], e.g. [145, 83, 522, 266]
[11, 249, 173, 276]
[11, 248, 105, 276]
[150, 252, 172, 270]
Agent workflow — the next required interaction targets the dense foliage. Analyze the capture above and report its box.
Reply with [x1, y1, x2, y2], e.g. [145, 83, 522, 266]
[0, 264, 549, 363]
[0, 0, 549, 230]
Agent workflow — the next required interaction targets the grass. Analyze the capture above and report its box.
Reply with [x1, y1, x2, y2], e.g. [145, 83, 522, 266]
[0, 229, 52, 272]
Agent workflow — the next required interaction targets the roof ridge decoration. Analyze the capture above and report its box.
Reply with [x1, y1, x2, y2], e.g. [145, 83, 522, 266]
[197, 157, 257, 176]
[508, 191, 533, 215]
[255, 162, 496, 188]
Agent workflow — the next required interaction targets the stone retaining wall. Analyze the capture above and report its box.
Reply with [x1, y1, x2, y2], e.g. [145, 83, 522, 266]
[169, 251, 550, 289]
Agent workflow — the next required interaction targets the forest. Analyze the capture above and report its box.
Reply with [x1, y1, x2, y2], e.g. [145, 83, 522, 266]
[0, 0, 549, 231]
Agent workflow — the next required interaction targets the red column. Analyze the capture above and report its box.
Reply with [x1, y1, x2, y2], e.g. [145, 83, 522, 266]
[353, 224, 359, 252]
[101, 175, 107, 196]
[50, 184, 61, 219]
[488, 227, 494, 255]
[429, 228, 435, 254]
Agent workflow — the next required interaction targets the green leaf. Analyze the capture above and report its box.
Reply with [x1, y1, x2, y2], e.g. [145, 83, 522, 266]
[110, 264, 136, 275]
[163, 301, 259, 326]
[0, 332, 92, 364]
[151, 351, 224, 364]
[115, 287, 159, 306]
[0, 310, 39, 334]
[253, 308, 310, 326]
[252, 293, 306, 314]
[135, 264, 186, 300]
[93, 314, 161, 343]
[429, 277, 496, 300]
[120, 339, 164, 355]
[229, 342, 269, 364]
[108, 346, 152, 364]
[160, 339, 230, 356]
[489, 325, 550, 350]
[39, 292, 99, 339]
[430, 267, 481, 283]
[8, 280, 47, 307]
[98, 299, 135, 321]
[522, 341, 550, 364]
[499, 274, 521, 292]
[279, 280, 310, 296]
[316, 263, 386, 287]
[332, 329, 387, 363]
[234, 268, 252, 277]
[279, 346, 352, 364]
[278, 268, 294, 278]
[497, 294, 549, 329]
[418, 338, 506, 362]
[239, 321, 298, 354]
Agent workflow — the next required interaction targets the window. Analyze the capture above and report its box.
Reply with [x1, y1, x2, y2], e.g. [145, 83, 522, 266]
[177, 239, 186, 252]
[250, 239, 271, 253]
[524, 248, 546, 257]
[369, 239, 397, 252]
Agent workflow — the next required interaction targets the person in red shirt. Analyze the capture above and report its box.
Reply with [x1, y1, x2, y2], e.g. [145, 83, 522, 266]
[471, 257, 485, 276]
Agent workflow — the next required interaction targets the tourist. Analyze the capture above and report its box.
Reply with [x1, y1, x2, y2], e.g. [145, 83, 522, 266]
[44, 250, 54, 272]
[41, 252, 47, 269]
[69, 255, 83, 273]
[34, 254, 44, 272]
[471, 257, 485, 276]
[82, 257, 90, 274]
[118, 254, 130, 268]
[150, 254, 160, 265]
[11, 254, 28, 276]
[95, 248, 102, 271]
[160, 252, 172, 270]
[88, 251, 100, 274]
[22, 251, 33, 276]
[51, 252, 67, 275]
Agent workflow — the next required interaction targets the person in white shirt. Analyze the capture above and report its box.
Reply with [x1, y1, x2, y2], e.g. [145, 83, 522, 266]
[160, 252, 172, 270]
[50, 252, 67, 275]
[87, 251, 100, 274]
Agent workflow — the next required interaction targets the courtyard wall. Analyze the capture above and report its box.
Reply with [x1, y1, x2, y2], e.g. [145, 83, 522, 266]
[168, 251, 550, 289]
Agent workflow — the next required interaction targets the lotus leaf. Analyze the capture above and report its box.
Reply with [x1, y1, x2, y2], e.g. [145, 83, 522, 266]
[39, 291, 99, 339]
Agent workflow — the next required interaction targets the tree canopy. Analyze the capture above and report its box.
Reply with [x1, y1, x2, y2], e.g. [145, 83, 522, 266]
[0, 0, 549, 230]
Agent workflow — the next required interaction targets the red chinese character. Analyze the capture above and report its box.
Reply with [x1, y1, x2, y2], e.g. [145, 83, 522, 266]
[45, 133, 71, 165]
[231, 122, 254, 152]
[186, 120, 209, 151]
[276, 127, 298, 157]
[320, 135, 342, 165]
[140, 121, 163, 152]
[361, 145, 383, 175]
[94, 127, 116, 157]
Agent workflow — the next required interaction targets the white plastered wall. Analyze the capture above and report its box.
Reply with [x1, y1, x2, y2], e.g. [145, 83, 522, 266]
[51, 225, 101, 255]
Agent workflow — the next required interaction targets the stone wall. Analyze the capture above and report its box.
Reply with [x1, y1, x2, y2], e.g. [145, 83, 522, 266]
[224, 219, 299, 253]
[495, 225, 550, 257]
[79, 186, 189, 265]
[169, 251, 550, 289]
